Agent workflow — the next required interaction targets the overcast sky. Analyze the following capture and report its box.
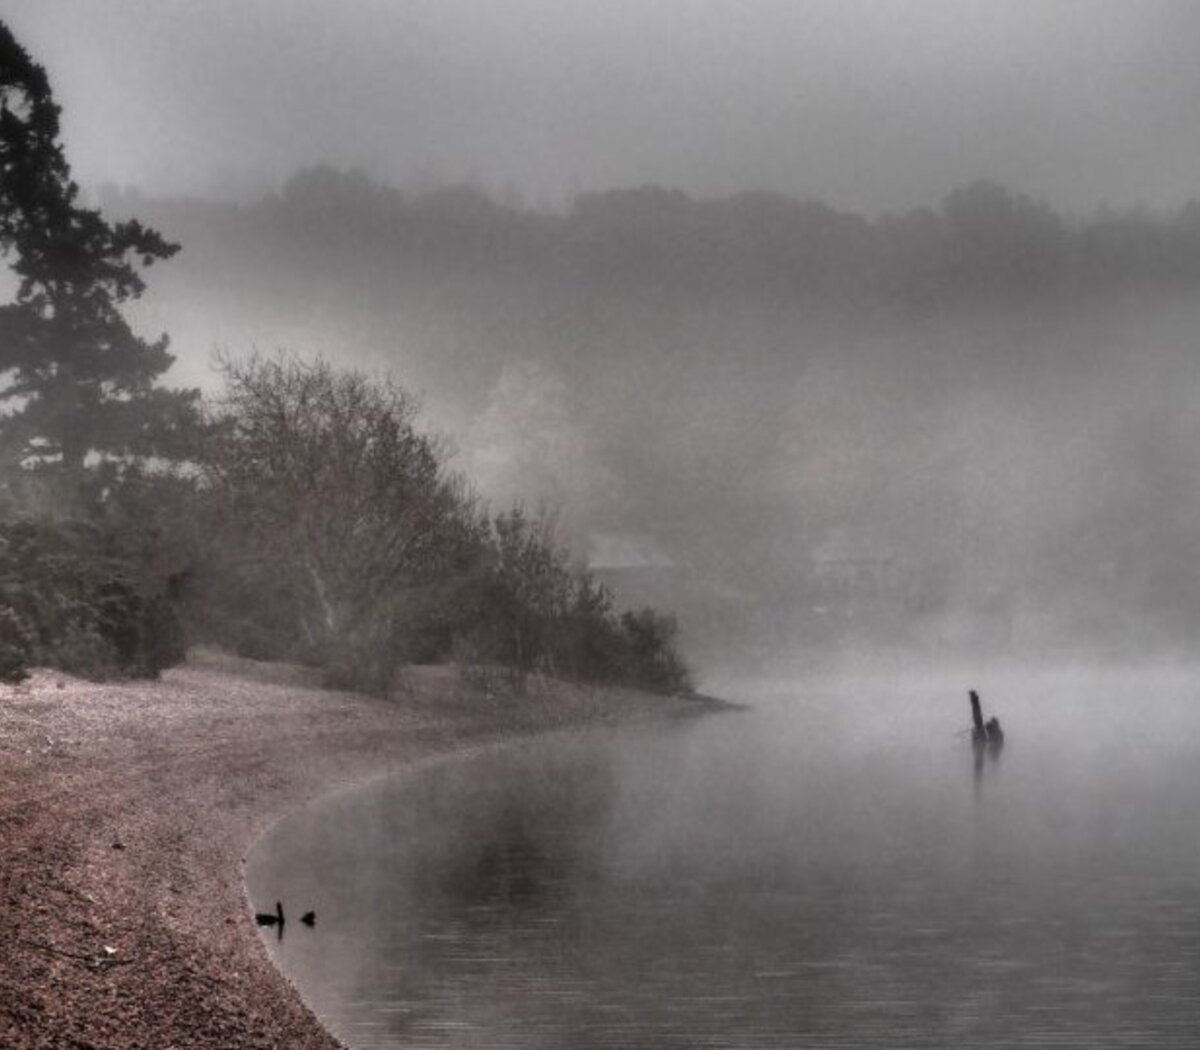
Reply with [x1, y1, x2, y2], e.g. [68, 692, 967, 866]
[7, 1, 1200, 213]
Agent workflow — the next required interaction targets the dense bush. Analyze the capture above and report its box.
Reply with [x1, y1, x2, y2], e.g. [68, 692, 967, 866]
[0, 362, 693, 694]
[457, 505, 693, 695]
[0, 515, 186, 680]
[0, 604, 32, 683]
[614, 608, 692, 695]
[194, 354, 489, 692]
[189, 357, 694, 696]
[0, 351, 692, 693]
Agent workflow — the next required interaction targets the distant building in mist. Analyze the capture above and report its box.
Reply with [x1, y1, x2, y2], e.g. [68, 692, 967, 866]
[587, 531, 681, 611]
[809, 532, 902, 597]
[587, 532, 675, 574]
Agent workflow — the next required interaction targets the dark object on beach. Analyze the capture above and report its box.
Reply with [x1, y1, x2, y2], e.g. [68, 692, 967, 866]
[255, 901, 285, 928]
[969, 690, 1004, 746]
[300, 910, 315, 927]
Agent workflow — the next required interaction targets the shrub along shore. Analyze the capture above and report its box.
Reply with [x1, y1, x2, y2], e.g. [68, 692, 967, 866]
[0, 650, 734, 1049]
[0, 353, 695, 703]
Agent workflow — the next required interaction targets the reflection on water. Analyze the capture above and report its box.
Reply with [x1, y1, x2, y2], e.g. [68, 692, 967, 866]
[247, 668, 1200, 1048]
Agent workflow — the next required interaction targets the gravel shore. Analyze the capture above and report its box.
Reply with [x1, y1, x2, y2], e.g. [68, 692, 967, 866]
[0, 651, 726, 1049]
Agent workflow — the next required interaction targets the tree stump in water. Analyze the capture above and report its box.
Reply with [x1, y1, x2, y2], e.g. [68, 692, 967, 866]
[969, 690, 1004, 745]
[969, 690, 985, 740]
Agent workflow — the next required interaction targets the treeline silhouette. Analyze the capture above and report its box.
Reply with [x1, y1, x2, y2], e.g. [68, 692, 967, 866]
[118, 166, 1200, 311]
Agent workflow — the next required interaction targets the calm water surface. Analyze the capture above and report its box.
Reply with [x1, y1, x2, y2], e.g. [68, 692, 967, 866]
[247, 666, 1200, 1048]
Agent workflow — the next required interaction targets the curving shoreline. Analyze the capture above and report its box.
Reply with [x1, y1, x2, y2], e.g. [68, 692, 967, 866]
[0, 651, 731, 1049]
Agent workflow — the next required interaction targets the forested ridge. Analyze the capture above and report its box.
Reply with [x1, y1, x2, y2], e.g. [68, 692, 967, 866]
[119, 165, 1200, 314]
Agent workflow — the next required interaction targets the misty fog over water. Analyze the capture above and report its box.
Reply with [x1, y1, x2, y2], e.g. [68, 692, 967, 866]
[103, 174, 1200, 674]
[250, 665, 1200, 1048]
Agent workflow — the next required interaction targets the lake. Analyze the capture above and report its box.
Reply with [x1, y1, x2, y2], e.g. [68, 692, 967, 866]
[247, 663, 1200, 1048]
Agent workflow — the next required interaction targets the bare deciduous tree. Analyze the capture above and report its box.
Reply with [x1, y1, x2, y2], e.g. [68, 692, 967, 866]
[202, 353, 483, 691]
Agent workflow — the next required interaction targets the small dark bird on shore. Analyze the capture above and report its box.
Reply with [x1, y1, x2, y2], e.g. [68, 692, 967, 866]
[255, 901, 285, 927]
[300, 910, 315, 927]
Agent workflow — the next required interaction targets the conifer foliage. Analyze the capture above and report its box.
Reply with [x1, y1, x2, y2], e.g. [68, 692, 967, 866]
[0, 21, 196, 474]
[0, 21, 195, 682]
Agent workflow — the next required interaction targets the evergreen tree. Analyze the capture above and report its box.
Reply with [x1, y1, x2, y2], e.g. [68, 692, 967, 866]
[0, 20, 196, 478]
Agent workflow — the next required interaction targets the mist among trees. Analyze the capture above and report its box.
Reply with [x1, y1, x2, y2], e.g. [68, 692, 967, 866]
[8, 7, 1200, 680]
[95, 164, 1200, 665]
[0, 21, 691, 695]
